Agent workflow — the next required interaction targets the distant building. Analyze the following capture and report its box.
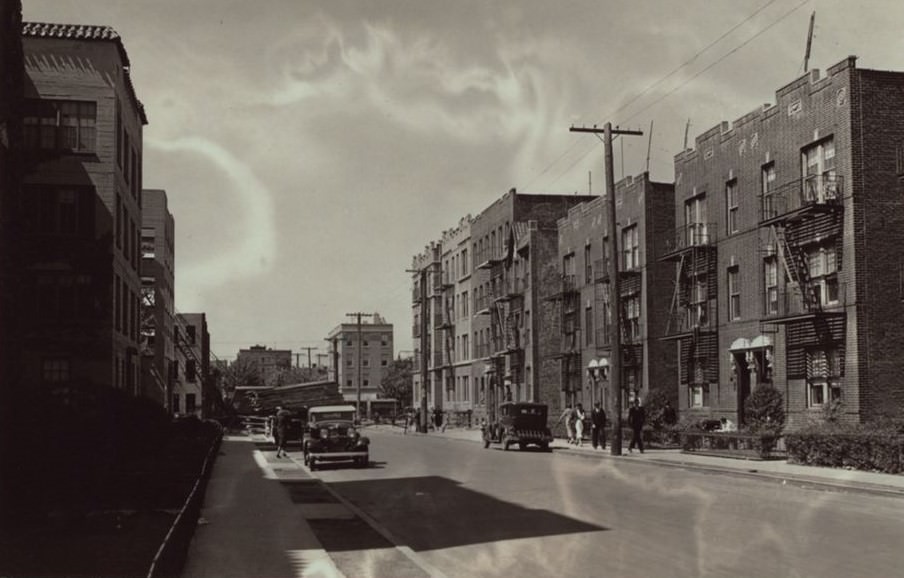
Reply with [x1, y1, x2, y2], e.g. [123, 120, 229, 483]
[556, 173, 677, 418]
[665, 57, 904, 427]
[237, 345, 292, 384]
[325, 314, 394, 412]
[19, 22, 147, 392]
[412, 190, 595, 424]
[139, 189, 175, 408]
[173, 312, 209, 416]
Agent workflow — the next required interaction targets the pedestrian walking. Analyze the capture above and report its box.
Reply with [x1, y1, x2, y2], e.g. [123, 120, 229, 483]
[574, 404, 586, 446]
[662, 400, 677, 426]
[274, 406, 291, 458]
[591, 402, 607, 450]
[628, 398, 646, 453]
[554, 404, 575, 444]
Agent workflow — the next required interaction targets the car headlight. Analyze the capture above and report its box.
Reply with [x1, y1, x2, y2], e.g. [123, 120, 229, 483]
[348, 427, 357, 437]
[319, 428, 329, 438]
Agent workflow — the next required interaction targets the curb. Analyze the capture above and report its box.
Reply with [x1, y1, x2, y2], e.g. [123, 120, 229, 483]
[367, 426, 904, 500]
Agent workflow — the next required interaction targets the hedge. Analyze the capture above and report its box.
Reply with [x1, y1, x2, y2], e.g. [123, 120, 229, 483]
[785, 429, 904, 474]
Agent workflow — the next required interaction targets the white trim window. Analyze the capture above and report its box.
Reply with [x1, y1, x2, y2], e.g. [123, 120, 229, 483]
[622, 226, 639, 271]
[805, 244, 840, 305]
[728, 266, 741, 321]
[764, 259, 779, 315]
[726, 180, 739, 235]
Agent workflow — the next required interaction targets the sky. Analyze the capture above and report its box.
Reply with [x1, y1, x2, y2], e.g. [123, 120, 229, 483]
[22, 0, 904, 360]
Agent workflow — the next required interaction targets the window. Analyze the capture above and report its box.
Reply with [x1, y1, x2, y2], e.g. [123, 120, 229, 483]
[805, 244, 840, 305]
[764, 259, 778, 315]
[728, 267, 741, 320]
[562, 253, 576, 280]
[381, 359, 388, 366]
[363, 359, 369, 367]
[187, 325, 196, 344]
[689, 383, 709, 408]
[363, 340, 369, 347]
[186, 394, 197, 414]
[585, 306, 594, 346]
[806, 348, 842, 408]
[462, 291, 469, 317]
[346, 359, 353, 366]
[141, 227, 156, 258]
[172, 394, 180, 414]
[762, 163, 776, 218]
[23, 99, 97, 153]
[363, 379, 369, 387]
[802, 138, 837, 202]
[685, 195, 708, 246]
[462, 334, 469, 361]
[42, 359, 70, 383]
[726, 180, 738, 235]
[622, 226, 639, 270]
[186, 360, 197, 382]
[625, 295, 640, 342]
[688, 276, 709, 327]
[116, 194, 123, 249]
[114, 274, 122, 332]
[461, 249, 468, 276]
[347, 379, 352, 387]
[584, 244, 593, 284]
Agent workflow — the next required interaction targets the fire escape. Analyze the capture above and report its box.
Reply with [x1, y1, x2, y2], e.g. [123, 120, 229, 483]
[139, 283, 168, 399]
[492, 261, 524, 399]
[548, 273, 581, 402]
[660, 221, 719, 398]
[174, 312, 203, 388]
[759, 174, 845, 387]
[433, 266, 456, 402]
[594, 257, 643, 375]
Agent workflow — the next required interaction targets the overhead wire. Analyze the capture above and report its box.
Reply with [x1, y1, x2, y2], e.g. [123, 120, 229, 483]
[527, 0, 809, 191]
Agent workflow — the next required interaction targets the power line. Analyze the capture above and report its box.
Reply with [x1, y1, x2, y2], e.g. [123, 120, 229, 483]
[543, 0, 810, 190]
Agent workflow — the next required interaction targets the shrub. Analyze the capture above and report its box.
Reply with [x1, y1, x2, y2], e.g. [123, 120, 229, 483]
[785, 421, 904, 474]
[643, 388, 672, 430]
[744, 385, 785, 433]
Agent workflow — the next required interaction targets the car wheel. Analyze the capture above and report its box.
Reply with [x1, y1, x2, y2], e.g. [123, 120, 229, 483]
[541, 442, 550, 452]
[309, 459, 317, 471]
[359, 455, 369, 468]
[519, 442, 527, 451]
[503, 440, 510, 451]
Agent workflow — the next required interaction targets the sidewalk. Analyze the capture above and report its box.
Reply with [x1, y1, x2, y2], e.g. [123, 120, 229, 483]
[369, 424, 904, 498]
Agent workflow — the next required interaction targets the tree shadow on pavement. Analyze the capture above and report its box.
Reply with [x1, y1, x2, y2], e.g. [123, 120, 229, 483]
[325, 476, 608, 552]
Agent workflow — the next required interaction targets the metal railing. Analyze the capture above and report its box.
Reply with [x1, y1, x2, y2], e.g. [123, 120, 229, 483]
[660, 223, 717, 257]
[761, 175, 843, 222]
[665, 299, 718, 336]
[763, 281, 846, 319]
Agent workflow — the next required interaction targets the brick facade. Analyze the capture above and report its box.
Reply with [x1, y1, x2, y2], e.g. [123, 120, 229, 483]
[670, 56, 904, 427]
[20, 24, 147, 393]
[557, 173, 677, 420]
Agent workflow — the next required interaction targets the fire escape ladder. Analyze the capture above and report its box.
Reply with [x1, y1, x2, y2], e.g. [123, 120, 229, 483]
[174, 314, 202, 375]
[773, 225, 818, 312]
[666, 251, 687, 335]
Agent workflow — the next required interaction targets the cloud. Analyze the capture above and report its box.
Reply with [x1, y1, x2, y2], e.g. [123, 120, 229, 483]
[145, 136, 278, 307]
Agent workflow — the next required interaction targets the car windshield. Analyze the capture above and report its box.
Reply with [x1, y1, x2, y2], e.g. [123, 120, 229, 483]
[311, 411, 355, 422]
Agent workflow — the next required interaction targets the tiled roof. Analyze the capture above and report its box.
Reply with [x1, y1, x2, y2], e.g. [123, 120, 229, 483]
[21, 21, 147, 125]
[22, 22, 120, 42]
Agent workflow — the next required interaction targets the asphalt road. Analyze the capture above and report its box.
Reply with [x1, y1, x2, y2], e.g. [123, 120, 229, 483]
[311, 428, 904, 578]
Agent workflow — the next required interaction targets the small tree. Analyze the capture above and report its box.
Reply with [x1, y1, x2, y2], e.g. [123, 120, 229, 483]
[380, 358, 413, 409]
[744, 385, 785, 433]
[644, 388, 672, 430]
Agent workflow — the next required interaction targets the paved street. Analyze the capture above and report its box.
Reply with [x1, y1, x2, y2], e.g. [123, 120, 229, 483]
[311, 429, 904, 578]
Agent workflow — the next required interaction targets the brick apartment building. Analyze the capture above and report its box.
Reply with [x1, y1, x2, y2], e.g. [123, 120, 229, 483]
[19, 23, 147, 392]
[139, 189, 175, 408]
[664, 56, 904, 427]
[411, 217, 474, 423]
[0, 0, 23, 395]
[325, 315, 394, 413]
[412, 190, 595, 424]
[556, 173, 677, 418]
[173, 312, 209, 417]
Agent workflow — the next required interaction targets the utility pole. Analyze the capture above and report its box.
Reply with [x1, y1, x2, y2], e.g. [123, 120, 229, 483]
[297, 346, 316, 368]
[570, 122, 643, 456]
[803, 11, 815, 73]
[346, 312, 374, 420]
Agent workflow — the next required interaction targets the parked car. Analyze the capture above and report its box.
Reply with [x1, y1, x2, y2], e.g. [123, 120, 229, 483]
[482, 402, 553, 451]
[302, 405, 370, 470]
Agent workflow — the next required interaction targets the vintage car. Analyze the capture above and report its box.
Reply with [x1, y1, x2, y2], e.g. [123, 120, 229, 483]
[482, 402, 553, 451]
[302, 404, 370, 470]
